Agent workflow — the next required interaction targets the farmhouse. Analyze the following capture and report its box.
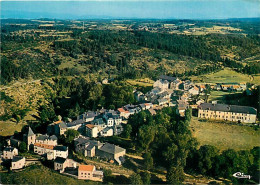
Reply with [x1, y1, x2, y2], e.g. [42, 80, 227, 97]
[198, 103, 257, 123]
[3, 147, 18, 159]
[11, 156, 26, 170]
[96, 143, 126, 165]
[78, 165, 103, 181]
[54, 157, 78, 173]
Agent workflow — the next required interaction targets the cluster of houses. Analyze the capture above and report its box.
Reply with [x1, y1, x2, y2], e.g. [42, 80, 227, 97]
[0, 75, 257, 183]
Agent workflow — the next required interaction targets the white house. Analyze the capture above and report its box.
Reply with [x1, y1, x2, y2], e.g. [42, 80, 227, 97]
[86, 124, 99, 138]
[11, 156, 25, 170]
[3, 147, 18, 159]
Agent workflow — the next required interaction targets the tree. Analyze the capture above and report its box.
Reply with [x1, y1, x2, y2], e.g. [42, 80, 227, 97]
[197, 145, 219, 175]
[163, 143, 178, 167]
[123, 124, 132, 139]
[19, 142, 27, 153]
[137, 125, 155, 152]
[64, 129, 80, 146]
[141, 171, 151, 185]
[143, 152, 153, 170]
[130, 173, 143, 185]
[166, 165, 185, 185]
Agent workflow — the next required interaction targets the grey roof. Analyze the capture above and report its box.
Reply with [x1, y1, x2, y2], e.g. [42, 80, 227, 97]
[198, 103, 257, 114]
[54, 157, 67, 164]
[36, 134, 57, 141]
[4, 147, 15, 152]
[67, 120, 84, 127]
[139, 104, 146, 109]
[74, 137, 90, 145]
[102, 127, 113, 133]
[99, 143, 125, 155]
[92, 118, 105, 125]
[54, 145, 67, 151]
[28, 127, 34, 136]
[159, 75, 177, 82]
[59, 122, 67, 129]
[12, 156, 24, 162]
[86, 143, 95, 150]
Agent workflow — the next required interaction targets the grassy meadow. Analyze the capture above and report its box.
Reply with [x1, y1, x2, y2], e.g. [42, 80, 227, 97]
[191, 68, 256, 84]
[190, 117, 260, 151]
[0, 164, 99, 185]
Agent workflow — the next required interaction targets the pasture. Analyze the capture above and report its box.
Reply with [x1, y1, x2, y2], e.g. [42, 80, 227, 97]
[190, 117, 260, 151]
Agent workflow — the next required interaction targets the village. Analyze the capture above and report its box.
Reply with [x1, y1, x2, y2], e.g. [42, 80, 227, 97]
[0, 74, 257, 183]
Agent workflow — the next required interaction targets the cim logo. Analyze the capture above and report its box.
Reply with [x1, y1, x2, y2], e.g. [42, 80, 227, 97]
[232, 172, 252, 179]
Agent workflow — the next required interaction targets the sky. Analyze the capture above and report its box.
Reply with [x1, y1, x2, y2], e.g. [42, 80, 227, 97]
[1, 0, 260, 20]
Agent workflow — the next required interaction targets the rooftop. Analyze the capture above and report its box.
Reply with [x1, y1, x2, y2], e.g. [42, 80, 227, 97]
[78, 165, 94, 171]
[198, 103, 257, 114]
[34, 143, 54, 150]
[86, 124, 95, 129]
[54, 157, 67, 164]
[54, 145, 67, 151]
[99, 143, 125, 155]
[159, 75, 178, 82]
[12, 156, 24, 162]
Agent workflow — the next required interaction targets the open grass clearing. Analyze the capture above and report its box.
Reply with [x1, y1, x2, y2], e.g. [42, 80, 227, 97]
[190, 117, 260, 151]
[126, 78, 154, 87]
[191, 68, 253, 84]
[0, 164, 98, 185]
[0, 121, 27, 136]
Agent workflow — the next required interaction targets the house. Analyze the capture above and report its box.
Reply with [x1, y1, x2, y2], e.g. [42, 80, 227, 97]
[51, 146, 68, 160]
[47, 120, 64, 135]
[148, 108, 156, 115]
[102, 78, 109, 84]
[103, 113, 122, 127]
[74, 136, 103, 157]
[100, 127, 113, 137]
[96, 143, 126, 165]
[3, 147, 18, 159]
[11, 156, 25, 170]
[188, 86, 199, 95]
[157, 98, 169, 106]
[77, 111, 99, 123]
[55, 121, 68, 136]
[134, 91, 144, 102]
[176, 100, 189, 117]
[54, 157, 78, 173]
[35, 134, 58, 146]
[6, 136, 22, 148]
[113, 124, 123, 136]
[34, 143, 54, 155]
[117, 108, 131, 119]
[86, 124, 99, 138]
[153, 79, 169, 90]
[198, 103, 257, 123]
[66, 120, 84, 132]
[78, 165, 103, 181]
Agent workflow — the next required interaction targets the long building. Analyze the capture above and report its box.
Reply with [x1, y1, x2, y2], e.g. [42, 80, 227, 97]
[198, 103, 257, 123]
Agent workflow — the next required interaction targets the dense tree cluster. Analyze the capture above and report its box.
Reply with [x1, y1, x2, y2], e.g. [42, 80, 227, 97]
[125, 107, 259, 184]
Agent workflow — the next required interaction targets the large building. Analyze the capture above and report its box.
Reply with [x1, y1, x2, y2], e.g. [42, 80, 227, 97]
[198, 103, 257, 123]
[78, 165, 103, 181]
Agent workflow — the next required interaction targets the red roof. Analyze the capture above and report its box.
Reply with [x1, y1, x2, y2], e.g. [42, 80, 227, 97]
[53, 120, 62, 124]
[34, 143, 54, 150]
[78, 165, 94, 171]
[86, 124, 95, 129]
[118, 108, 125, 113]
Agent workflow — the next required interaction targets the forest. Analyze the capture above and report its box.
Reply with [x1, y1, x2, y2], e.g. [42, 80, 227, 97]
[1, 19, 260, 85]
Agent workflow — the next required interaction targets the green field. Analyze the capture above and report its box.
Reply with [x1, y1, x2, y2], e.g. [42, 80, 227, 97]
[191, 68, 257, 84]
[126, 78, 154, 87]
[0, 121, 27, 136]
[0, 164, 99, 185]
[208, 91, 240, 103]
[190, 117, 260, 151]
